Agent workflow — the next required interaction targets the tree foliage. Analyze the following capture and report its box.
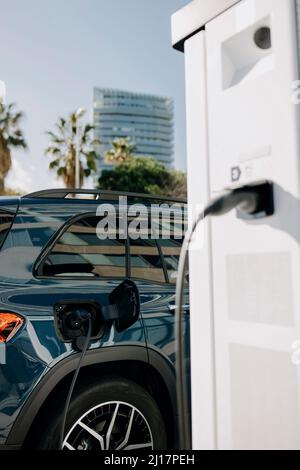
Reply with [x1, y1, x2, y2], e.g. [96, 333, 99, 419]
[98, 157, 187, 198]
[105, 137, 136, 164]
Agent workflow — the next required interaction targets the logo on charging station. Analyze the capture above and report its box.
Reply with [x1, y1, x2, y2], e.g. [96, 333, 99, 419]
[231, 166, 242, 182]
[231, 163, 256, 184]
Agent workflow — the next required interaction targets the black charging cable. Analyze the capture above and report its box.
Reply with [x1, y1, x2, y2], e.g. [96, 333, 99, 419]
[175, 182, 274, 449]
[59, 317, 92, 450]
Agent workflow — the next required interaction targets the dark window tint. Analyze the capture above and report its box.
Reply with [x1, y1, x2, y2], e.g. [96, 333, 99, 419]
[40, 216, 126, 278]
[152, 211, 186, 284]
[0, 212, 14, 250]
[159, 238, 182, 284]
[130, 237, 165, 283]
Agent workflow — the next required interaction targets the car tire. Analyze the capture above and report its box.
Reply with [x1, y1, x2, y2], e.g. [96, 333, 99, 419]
[37, 376, 167, 450]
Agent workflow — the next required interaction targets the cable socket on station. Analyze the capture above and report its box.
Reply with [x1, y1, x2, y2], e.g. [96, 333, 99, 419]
[207, 180, 274, 219]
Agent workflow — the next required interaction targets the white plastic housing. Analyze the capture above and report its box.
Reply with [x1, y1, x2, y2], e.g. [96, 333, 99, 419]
[180, 0, 300, 450]
[172, 0, 240, 50]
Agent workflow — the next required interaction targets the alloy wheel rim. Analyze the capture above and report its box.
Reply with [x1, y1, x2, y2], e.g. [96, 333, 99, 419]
[63, 401, 154, 450]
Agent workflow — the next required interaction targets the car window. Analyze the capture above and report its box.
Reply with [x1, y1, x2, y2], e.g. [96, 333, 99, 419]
[129, 237, 166, 284]
[40, 215, 127, 278]
[159, 238, 183, 284]
[0, 212, 15, 250]
[37, 207, 187, 283]
[152, 211, 187, 284]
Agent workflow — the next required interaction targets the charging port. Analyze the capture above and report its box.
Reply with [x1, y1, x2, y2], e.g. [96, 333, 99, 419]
[54, 300, 105, 345]
[235, 181, 274, 219]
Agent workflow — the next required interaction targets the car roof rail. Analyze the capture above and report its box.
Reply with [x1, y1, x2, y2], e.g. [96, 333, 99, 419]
[23, 188, 187, 204]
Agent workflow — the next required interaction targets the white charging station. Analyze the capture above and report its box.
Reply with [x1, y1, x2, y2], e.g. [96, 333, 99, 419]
[173, 0, 300, 450]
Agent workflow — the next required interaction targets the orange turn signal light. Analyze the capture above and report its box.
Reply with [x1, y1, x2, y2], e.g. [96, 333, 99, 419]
[0, 313, 23, 343]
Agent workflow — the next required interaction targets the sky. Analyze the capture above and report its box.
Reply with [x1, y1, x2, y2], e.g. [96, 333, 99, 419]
[0, 0, 189, 193]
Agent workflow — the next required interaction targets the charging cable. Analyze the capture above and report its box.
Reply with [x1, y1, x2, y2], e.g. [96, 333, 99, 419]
[60, 317, 92, 450]
[175, 182, 274, 449]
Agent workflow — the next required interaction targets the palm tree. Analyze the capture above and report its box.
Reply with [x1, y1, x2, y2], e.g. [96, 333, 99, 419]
[105, 137, 136, 164]
[45, 110, 100, 188]
[0, 102, 27, 193]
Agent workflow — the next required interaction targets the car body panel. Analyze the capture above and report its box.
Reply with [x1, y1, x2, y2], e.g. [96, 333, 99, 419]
[0, 195, 188, 446]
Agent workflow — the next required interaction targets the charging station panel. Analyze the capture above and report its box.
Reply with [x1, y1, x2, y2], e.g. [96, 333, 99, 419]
[205, 0, 300, 450]
[176, 0, 300, 450]
[207, 0, 300, 192]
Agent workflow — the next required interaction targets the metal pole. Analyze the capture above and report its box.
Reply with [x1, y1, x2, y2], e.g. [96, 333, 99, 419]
[75, 120, 80, 189]
[74, 108, 85, 189]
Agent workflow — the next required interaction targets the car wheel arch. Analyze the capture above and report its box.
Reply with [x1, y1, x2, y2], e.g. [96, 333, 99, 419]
[6, 345, 177, 448]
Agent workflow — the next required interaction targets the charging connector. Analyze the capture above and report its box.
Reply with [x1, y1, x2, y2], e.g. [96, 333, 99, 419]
[206, 181, 274, 218]
[175, 180, 274, 450]
[56, 279, 141, 450]
[59, 313, 93, 450]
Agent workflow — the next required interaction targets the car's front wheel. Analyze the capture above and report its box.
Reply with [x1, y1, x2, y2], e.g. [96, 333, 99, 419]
[38, 377, 167, 451]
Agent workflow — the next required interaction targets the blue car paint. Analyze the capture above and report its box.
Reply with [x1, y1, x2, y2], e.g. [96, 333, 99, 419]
[0, 196, 189, 446]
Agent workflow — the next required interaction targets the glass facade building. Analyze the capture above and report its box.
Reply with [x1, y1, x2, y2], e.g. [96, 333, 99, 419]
[93, 88, 174, 170]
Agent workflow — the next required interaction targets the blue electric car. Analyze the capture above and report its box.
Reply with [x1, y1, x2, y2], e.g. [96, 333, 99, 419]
[0, 189, 189, 450]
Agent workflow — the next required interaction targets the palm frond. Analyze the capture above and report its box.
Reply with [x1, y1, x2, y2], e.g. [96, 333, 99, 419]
[59, 117, 67, 129]
[7, 135, 27, 149]
[85, 151, 97, 172]
[11, 112, 24, 126]
[45, 146, 62, 156]
[49, 159, 61, 169]
[91, 138, 102, 146]
[83, 124, 94, 135]
[45, 131, 65, 144]
[0, 102, 27, 152]
[57, 166, 67, 176]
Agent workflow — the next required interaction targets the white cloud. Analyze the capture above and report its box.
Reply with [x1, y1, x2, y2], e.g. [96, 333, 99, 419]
[6, 158, 34, 193]
[6, 156, 96, 194]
